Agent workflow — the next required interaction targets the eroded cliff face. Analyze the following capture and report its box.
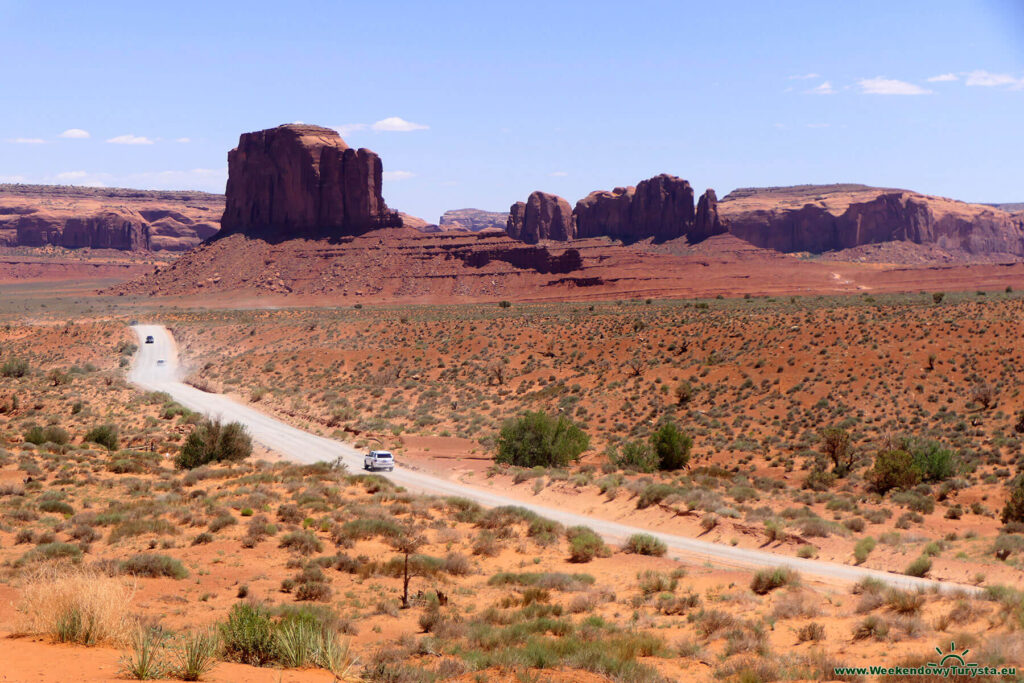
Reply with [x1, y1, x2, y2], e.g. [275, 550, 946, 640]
[506, 192, 575, 243]
[439, 208, 509, 232]
[0, 184, 223, 251]
[219, 124, 401, 239]
[720, 185, 1024, 256]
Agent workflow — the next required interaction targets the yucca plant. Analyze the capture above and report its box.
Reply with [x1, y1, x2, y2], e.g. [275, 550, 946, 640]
[173, 629, 218, 681]
[120, 628, 168, 680]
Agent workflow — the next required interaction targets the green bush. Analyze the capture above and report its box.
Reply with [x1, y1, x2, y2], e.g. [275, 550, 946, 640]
[906, 440, 956, 482]
[1, 357, 29, 377]
[175, 418, 252, 469]
[220, 603, 277, 667]
[904, 555, 932, 578]
[608, 440, 658, 473]
[853, 537, 876, 565]
[495, 411, 589, 468]
[121, 554, 189, 579]
[623, 533, 667, 557]
[649, 420, 693, 471]
[750, 567, 799, 594]
[871, 449, 919, 493]
[566, 526, 609, 563]
[84, 424, 119, 451]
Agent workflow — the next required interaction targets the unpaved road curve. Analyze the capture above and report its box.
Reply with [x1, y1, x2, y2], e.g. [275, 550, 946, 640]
[129, 324, 975, 594]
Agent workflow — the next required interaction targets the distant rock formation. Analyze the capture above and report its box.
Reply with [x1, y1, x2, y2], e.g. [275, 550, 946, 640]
[693, 189, 726, 242]
[0, 184, 223, 251]
[508, 174, 723, 244]
[719, 184, 1024, 256]
[220, 124, 401, 239]
[506, 191, 575, 243]
[439, 208, 508, 232]
[399, 213, 439, 232]
[15, 208, 150, 250]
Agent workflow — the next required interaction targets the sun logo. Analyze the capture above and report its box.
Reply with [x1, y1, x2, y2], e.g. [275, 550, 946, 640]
[928, 641, 978, 668]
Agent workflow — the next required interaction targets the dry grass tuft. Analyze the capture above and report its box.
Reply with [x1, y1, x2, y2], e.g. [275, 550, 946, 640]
[16, 566, 137, 646]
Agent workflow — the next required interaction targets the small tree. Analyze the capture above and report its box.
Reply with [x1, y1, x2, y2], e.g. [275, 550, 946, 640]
[176, 418, 252, 469]
[932, 292, 944, 304]
[820, 426, 854, 477]
[650, 420, 693, 471]
[870, 449, 919, 494]
[674, 380, 695, 406]
[389, 528, 429, 608]
[1002, 477, 1024, 525]
[495, 411, 589, 468]
[971, 382, 995, 410]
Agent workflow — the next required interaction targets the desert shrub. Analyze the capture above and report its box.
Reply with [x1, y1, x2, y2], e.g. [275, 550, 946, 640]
[220, 603, 277, 666]
[871, 449, 919, 493]
[84, 424, 119, 451]
[24, 425, 69, 446]
[1, 357, 29, 377]
[885, 589, 925, 614]
[279, 530, 323, 554]
[39, 499, 74, 516]
[120, 554, 189, 579]
[20, 542, 82, 564]
[566, 526, 610, 563]
[495, 411, 589, 468]
[797, 622, 825, 642]
[175, 418, 252, 469]
[16, 567, 136, 646]
[636, 482, 677, 509]
[853, 537, 876, 565]
[852, 615, 889, 640]
[993, 534, 1024, 559]
[623, 533, 667, 556]
[905, 555, 932, 577]
[1002, 476, 1024, 524]
[108, 519, 177, 544]
[173, 629, 218, 681]
[649, 420, 693, 471]
[608, 440, 658, 473]
[803, 467, 836, 491]
[121, 628, 167, 680]
[638, 570, 677, 594]
[750, 567, 799, 594]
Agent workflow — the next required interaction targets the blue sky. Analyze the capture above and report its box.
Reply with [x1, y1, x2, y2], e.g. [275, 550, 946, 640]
[1, 0, 1022, 222]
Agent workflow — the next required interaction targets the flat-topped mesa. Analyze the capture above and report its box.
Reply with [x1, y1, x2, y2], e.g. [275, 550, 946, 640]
[719, 184, 1024, 256]
[220, 123, 401, 239]
[506, 191, 575, 243]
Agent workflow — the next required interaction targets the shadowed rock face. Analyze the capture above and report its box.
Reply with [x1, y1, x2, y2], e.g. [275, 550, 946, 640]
[506, 191, 575, 243]
[220, 124, 401, 239]
[721, 185, 1024, 256]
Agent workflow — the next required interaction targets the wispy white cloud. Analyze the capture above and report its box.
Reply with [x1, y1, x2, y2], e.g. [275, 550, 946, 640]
[58, 128, 90, 139]
[383, 170, 415, 181]
[0, 174, 27, 183]
[55, 170, 108, 187]
[926, 73, 958, 83]
[175, 137, 191, 143]
[857, 77, 931, 95]
[548, 171, 569, 177]
[807, 81, 835, 95]
[788, 73, 820, 80]
[106, 134, 154, 145]
[964, 69, 1023, 88]
[371, 117, 428, 132]
[8, 137, 46, 144]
